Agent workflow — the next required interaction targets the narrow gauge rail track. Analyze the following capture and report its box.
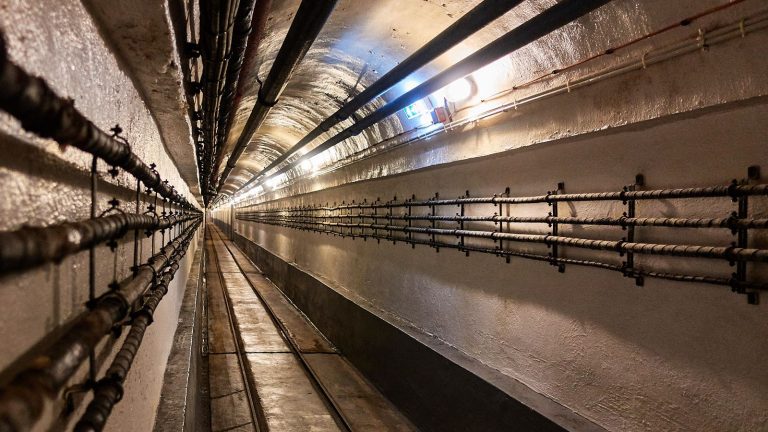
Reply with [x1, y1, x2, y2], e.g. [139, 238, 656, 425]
[208, 225, 354, 431]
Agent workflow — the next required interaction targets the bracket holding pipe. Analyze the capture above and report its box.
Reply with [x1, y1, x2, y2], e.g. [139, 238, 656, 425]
[621, 174, 644, 286]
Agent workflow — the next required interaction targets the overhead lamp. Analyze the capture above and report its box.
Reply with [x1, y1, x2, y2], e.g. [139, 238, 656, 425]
[300, 159, 313, 171]
[444, 77, 472, 103]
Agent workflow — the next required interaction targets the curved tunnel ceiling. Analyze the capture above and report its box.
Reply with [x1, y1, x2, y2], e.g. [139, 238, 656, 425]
[214, 0, 747, 197]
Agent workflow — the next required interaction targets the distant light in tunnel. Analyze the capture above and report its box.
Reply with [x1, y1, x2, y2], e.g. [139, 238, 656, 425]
[444, 78, 472, 103]
[300, 159, 314, 171]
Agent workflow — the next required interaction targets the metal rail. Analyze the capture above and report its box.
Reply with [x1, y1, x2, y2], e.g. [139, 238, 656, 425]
[209, 227, 266, 432]
[0, 221, 200, 432]
[210, 226, 354, 431]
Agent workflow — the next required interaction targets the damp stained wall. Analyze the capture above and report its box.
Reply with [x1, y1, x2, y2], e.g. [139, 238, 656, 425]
[0, 0, 199, 430]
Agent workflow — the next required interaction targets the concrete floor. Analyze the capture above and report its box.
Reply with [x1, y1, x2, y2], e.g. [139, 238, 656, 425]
[204, 225, 416, 431]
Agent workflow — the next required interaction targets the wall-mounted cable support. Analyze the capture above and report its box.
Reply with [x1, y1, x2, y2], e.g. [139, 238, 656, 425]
[236, 171, 768, 304]
[72, 244, 192, 432]
[0, 221, 200, 432]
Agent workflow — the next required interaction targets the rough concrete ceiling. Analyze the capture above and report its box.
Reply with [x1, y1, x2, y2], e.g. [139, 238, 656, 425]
[214, 0, 664, 195]
[95, 0, 750, 200]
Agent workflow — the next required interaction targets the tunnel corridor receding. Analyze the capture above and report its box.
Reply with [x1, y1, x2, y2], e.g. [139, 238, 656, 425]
[1, 0, 767, 431]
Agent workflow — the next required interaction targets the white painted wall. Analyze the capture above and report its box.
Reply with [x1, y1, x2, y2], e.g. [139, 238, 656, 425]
[224, 99, 768, 432]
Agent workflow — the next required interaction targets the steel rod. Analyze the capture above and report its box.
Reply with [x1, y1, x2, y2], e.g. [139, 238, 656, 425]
[0, 213, 199, 274]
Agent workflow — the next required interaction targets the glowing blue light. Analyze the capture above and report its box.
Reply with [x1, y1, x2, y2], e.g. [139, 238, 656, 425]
[404, 99, 428, 119]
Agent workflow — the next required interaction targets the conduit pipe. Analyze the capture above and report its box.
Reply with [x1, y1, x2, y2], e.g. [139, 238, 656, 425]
[0, 221, 200, 432]
[252, 0, 613, 186]
[298, 5, 768, 182]
[240, 0, 525, 190]
[214, 0, 338, 194]
[73, 260, 187, 432]
[209, 0, 272, 192]
[241, 212, 768, 230]
[0, 212, 198, 274]
[0, 35, 196, 210]
[198, 0, 241, 199]
[240, 215, 768, 263]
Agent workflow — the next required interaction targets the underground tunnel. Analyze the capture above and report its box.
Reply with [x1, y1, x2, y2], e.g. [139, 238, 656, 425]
[0, 0, 767, 431]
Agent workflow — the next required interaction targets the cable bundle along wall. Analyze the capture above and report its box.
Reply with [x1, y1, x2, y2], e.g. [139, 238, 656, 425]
[0, 30, 203, 432]
[0, 221, 200, 431]
[236, 174, 768, 304]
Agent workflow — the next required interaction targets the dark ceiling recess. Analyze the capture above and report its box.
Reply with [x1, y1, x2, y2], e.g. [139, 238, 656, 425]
[214, 0, 339, 198]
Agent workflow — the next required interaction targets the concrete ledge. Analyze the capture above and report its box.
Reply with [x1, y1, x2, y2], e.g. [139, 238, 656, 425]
[154, 235, 206, 432]
[233, 232, 603, 432]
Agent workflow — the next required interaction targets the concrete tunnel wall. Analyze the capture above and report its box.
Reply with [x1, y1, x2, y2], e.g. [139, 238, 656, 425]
[0, 0, 766, 430]
[0, 1, 200, 430]
[210, 4, 768, 430]
[218, 99, 768, 432]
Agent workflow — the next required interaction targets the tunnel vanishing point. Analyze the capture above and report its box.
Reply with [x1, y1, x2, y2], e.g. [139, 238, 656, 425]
[0, 0, 767, 431]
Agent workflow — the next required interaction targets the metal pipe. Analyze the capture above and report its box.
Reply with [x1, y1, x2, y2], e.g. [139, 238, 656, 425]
[214, 0, 338, 195]
[302, 8, 768, 182]
[0, 222, 200, 432]
[239, 212, 768, 230]
[0, 35, 196, 210]
[209, 0, 273, 191]
[241, 0, 613, 189]
[73, 259, 187, 432]
[0, 213, 199, 274]
[237, 215, 768, 263]
[198, 0, 241, 199]
[241, 0, 525, 189]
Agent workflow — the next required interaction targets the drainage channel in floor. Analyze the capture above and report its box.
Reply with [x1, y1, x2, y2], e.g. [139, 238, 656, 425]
[204, 224, 417, 432]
